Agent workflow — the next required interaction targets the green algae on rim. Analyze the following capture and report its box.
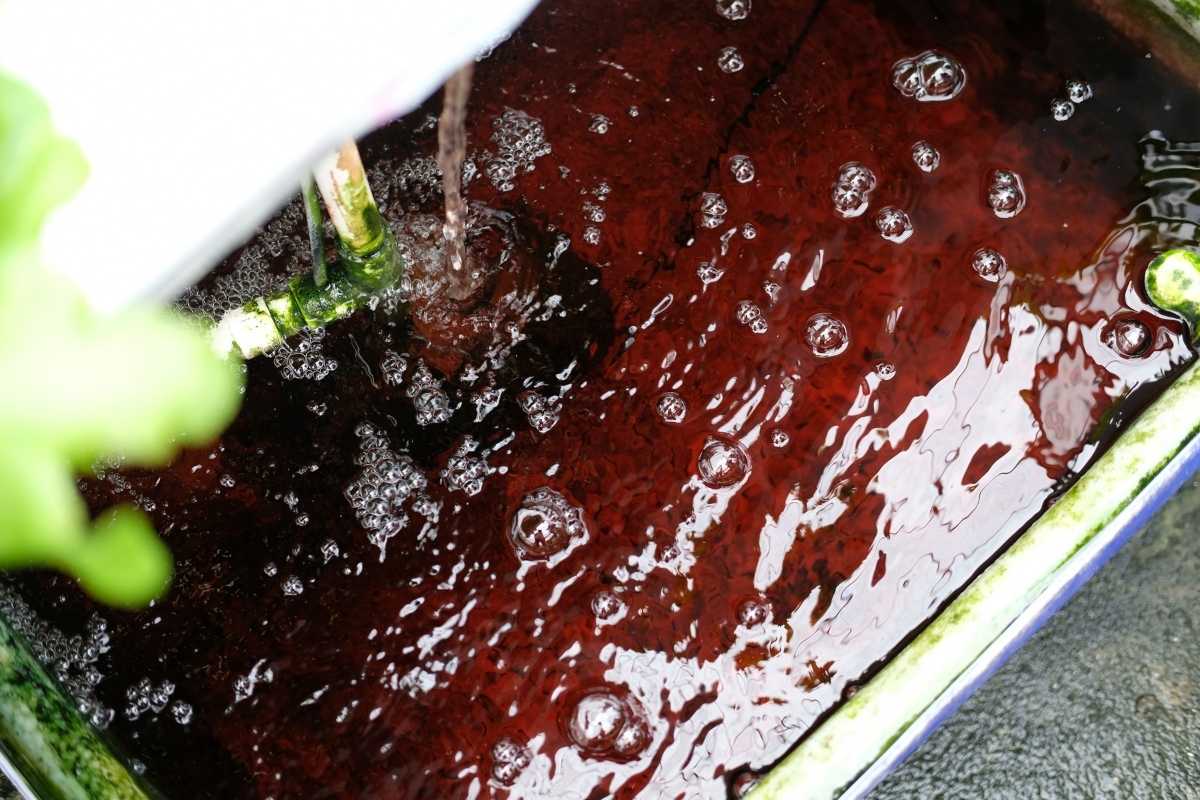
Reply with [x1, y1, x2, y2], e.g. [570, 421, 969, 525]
[750, 313, 1200, 800]
[0, 618, 150, 800]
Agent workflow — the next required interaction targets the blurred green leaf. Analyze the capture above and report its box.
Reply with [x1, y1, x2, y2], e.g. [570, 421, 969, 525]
[0, 72, 242, 606]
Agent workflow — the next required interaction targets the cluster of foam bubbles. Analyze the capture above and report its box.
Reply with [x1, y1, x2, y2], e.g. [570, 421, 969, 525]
[176, 245, 287, 323]
[508, 487, 587, 560]
[344, 422, 430, 552]
[697, 436, 751, 488]
[0, 585, 114, 729]
[735, 300, 769, 334]
[911, 141, 940, 173]
[402, 359, 451, 426]
[987, 169, 1027, 219]
[1052, 78, 1093, 122]
[728, 154, 756, 184]
[380, 351, 408, 386]
[970, 248, 1007, 283]
[656, 392, 687, 424]
[281, 575, 304, 596]
[123, 677, 178, 723]
[874, 206, 914, 243]
[566, 688, 651, 760]
[1103, 316, 1152, 358]
[442, 437, 491, 496]
[805, 313, 850, 358]
[892, 50, 967, 102]
[272, 328, 338, 381]
[717, 46, 745, 73]
[831, 162, 877, 219]
[485, 109, 552, 192]
[490, 737, 533, 786]
[715, 0, 750, 20]
[699, 192, 729, 229]
[518, 390, 562, 433]
[368, 155, 443, 213]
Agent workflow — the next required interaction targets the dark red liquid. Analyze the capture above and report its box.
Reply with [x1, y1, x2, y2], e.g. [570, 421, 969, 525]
[17, 1, 1200, 798]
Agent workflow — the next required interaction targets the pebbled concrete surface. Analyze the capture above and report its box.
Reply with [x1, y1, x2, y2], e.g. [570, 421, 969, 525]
[871, 477, 1200, 800]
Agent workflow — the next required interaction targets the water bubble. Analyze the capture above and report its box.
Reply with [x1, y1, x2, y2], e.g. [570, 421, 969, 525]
[583, 202, 606, 223]
[832, 162, 876, 218]
[566, 689, 650, 759]
[509, 487, 587, 560]
[282, 576, 304, 596]
[697, 262, 725, 284]
[729, 154, 756, 183]
[171, 701, 193, 725]
[806, 313, 850, 358]
[716, 0, 751, 20]
[1050, 98, 1075, 122]
[741, 223, 757, 239]
[491, 738, 532, 786]
[627, 105, 640, 118]
[735, 300, 768, 334]
[911, 141, 941, 173]
[876, 361, 897, 380]
[700, 192, 729, 228]
[986, 169, 1026, 219]
[381, 351, 408, 386]
[656, 392, 688, 424]
[737, 598, 773, 627]
[718, 46, 745, 73]
[892, 50, 967, 102]
[591, 590, 626, 620]
[583, 226, 602, 246]
[406, 360, 451, 426]
[698, 436, 751, 488]
[518, 390, 562, 433]
[1103, 316, 1152, 358]
[263, 562, 278, 577]
[589, 114, 611, 134]
[970, 248, 1007, 283]
[874, 207, 914, 243]
[1066, 79, 1093, 103]
[769, 429, 789, 448]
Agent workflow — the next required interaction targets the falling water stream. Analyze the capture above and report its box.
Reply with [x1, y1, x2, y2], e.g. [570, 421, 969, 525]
[437, 64, 475, 297]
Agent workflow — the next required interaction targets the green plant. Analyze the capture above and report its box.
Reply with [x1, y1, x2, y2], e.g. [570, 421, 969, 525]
[0, 72, 243, 607]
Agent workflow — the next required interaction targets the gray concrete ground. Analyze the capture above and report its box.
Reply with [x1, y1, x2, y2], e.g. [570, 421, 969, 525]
[871, 478, 1200, 800]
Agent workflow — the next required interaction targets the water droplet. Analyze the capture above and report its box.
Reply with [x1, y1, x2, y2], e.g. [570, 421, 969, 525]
[699, 192, 729, 229]
[832, 162, 876, 218]
[697, 261, 725, 284]
[911, 140, 940, 173]
[874, 207, 914, 243]
[1066, 79, 1093, 103]
[987, 169, 1026, 219]
[769, 429, 789, 448]
[1051, 98, 1075, 122]
[509, 488, 587, 560]
[491, 738, 532, 785]
[971, 248, 1008, 283]
[729, 154, 756, 183]
[892, 50, 967, 102]
[589, 114, 611, 134]
[591, 590, 625, 620]
[715, 0, 751, 20]
[1103, 316, 1152, 358]
[656, 392, 688, 424]
[566, 689, 650, 759]
[806, 313, 850, 358]
[718, 46, 745, 74]
[737, 598, 773, 626]
[698, 436, 751, 488]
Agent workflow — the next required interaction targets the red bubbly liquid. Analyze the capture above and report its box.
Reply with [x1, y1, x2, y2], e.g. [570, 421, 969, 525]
[19, 1, 1200, 798]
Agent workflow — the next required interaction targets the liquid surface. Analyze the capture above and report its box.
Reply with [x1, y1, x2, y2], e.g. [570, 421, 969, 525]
[18, 1, 1200, 798]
